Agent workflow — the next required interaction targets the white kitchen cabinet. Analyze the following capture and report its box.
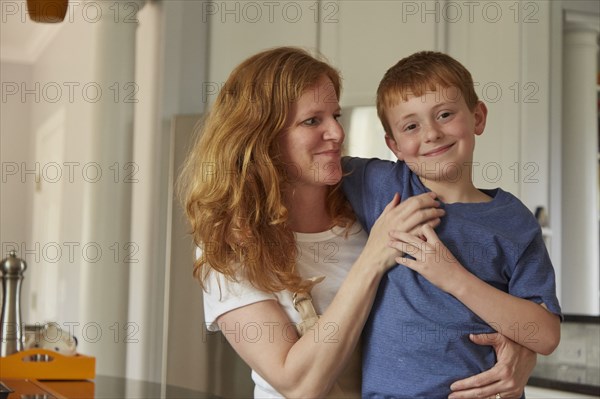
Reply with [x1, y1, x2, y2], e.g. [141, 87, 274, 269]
[446, 1, 552, 206]
[206, 1, 319, 95]
[315, 0, 553, 206]
[207, 1, 440, 108]
[319, 1, 439, 107]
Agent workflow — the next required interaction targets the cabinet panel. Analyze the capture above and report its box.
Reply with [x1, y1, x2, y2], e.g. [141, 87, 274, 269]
[320, 1, 438, 107]
[519, 1, 551, 214]
[207, 1, 319, 98]
[447, 1, 525, 196]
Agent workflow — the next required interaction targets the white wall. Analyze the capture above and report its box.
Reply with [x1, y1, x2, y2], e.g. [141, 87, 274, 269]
[127, 0, 212, 383]
[1, 0, 221, 383]
[28, 15, 95, 328]
[1, 1, 138, 375]
[0, 14, 96, 326]
[0, 61, 34, 315]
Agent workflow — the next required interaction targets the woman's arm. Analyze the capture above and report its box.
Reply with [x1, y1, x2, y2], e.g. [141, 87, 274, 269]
[449, 333, 537, 399]
[216, 192, 444, 398]
[388, 224, 560, 355]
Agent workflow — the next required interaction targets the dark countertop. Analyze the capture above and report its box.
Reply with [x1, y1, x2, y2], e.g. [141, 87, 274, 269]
[526, 315, 600, 397]
[1, 376, 220, 399]
[91, 376, 219, 399]
[528, 363, 600, 396]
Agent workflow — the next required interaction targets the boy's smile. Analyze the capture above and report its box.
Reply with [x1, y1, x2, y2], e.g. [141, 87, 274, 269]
[422, 143, 455, 157]
[384, 85, 487, 187]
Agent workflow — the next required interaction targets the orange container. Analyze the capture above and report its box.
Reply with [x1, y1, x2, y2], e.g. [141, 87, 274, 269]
[0, 349, 95, 380]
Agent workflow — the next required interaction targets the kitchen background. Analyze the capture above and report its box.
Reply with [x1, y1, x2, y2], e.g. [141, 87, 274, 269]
[1, 0, 599, 397]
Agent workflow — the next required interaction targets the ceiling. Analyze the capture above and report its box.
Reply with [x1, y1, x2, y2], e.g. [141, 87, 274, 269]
[1, 0, 63, 64]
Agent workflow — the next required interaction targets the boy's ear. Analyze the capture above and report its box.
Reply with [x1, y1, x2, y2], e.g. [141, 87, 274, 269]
[473, 101, 488, 136]
[385, 134, 404, 160]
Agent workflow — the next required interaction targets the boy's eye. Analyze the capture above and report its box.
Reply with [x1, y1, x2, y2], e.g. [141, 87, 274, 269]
[404, 123, 418, 132]
[438, 111, 452, 120]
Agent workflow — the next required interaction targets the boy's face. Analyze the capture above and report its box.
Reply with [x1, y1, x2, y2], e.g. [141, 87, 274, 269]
[384, 85, 487, 183]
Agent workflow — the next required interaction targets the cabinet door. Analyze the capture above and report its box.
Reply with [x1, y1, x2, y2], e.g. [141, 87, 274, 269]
[447, 1, 524, 196]
[444, 1, 551, 208]
[320, 1, 439, 107]
[207, 1, 319, 92]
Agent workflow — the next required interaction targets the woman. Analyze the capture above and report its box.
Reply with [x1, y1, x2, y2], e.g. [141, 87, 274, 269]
[179, 47, 535, 398]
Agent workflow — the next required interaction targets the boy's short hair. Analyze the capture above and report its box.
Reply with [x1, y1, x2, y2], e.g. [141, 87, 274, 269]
[377, 51, 479, 136]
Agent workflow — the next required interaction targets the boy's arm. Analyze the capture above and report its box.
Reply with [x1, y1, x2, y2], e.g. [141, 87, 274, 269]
[389, 225, 561, 355]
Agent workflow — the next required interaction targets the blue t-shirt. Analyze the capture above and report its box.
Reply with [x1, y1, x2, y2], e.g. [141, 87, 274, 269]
[342, 157, 562, 399]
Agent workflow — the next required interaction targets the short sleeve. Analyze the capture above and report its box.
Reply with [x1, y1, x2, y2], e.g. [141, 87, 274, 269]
[342, 156, 369, 229]
[508, 232, 563, 319]
[342, 156, 393, 233]
[203, 270, 276, 331]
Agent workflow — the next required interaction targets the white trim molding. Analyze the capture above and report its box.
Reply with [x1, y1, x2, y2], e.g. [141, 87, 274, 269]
[564, 9, 600, 33]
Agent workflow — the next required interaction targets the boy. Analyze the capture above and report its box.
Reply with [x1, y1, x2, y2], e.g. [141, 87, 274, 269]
[342, 51, 562, 398]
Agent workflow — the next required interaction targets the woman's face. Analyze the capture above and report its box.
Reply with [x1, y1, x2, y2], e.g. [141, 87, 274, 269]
[278, 75, 344, 189]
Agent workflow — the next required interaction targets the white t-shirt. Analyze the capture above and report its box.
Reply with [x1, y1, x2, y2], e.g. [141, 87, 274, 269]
[203, 223, 368, 398]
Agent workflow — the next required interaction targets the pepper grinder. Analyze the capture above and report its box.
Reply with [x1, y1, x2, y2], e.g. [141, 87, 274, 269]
[0, 250, 27, 356]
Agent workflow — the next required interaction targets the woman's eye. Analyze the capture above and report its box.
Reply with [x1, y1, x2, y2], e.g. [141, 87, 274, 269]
[334, 114, 342, 121]
[303, 117, 318, 126]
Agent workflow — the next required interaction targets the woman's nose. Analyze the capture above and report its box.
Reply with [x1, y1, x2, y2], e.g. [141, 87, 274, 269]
[324, 119, 345, 143]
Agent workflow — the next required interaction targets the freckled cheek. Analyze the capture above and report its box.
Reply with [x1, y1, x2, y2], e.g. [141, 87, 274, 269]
[399, 140, 420, 157]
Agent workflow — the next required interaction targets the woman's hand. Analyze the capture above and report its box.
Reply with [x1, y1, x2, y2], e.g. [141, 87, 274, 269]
[448, 333, 537, 399]
[388, 223, 468, 294]
[362, 192, 445, 272]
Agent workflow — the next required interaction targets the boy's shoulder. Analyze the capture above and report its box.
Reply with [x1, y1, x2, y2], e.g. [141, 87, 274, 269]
[490, 189, 535, 217]
[342, 156, 416, 181]
[342, 156, 396, 172]
[475, 188, 542, 238]
[342, 156, 414, 189]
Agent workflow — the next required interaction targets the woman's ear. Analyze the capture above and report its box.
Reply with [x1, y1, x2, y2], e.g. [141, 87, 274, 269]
[473, 101, 488, 136]
[385, 134, 404, 160]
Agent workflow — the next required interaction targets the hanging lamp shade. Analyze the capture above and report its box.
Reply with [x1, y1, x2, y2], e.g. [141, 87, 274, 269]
[27, 0, 68, 23]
